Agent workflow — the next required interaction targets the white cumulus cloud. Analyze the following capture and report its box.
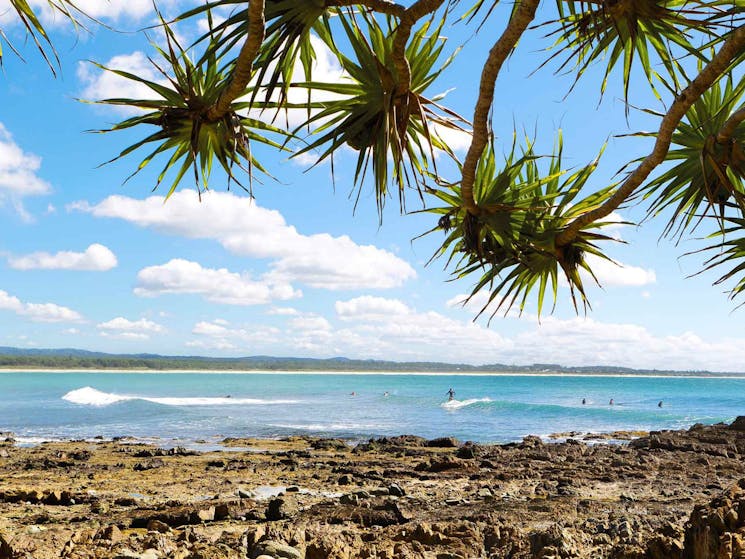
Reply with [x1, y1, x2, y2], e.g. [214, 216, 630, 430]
[0, 290, 82, 323]
[77, 52, 164, 115]
[97, 317, 165, 340]
[71, 191, 416, 290]
[0, 123, 50, 214]
[585, 255, 656, 287]
[336, 295, 410, 321]
[8, 243, 117, 271]
[134, 259, 301, 305]
[190, 319, 281, 351]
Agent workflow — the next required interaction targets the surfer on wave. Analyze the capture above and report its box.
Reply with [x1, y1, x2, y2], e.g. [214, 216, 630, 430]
[446, 388, 455, 401]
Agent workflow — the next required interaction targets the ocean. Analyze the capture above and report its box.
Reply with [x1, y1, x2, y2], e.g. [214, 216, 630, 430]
[1, 371, 744, 445]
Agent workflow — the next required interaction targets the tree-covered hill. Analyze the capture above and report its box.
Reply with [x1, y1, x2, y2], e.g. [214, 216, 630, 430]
[0, 347, 737, 376]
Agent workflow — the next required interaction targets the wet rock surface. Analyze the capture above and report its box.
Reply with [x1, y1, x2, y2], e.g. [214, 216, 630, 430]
[2, 421, 745, 557]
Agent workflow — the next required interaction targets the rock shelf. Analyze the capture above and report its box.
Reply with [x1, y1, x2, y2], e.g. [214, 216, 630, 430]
[2, 420, 745, 558]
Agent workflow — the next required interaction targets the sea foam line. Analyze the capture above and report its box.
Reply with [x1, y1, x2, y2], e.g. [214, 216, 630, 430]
[62, 386, 300, 407]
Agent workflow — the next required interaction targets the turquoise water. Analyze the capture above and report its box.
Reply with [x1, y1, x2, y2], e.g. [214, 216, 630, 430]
[1, 372, 744, 444]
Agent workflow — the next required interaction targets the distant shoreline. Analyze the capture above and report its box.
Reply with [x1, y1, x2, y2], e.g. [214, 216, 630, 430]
[1, 368, 745, 379]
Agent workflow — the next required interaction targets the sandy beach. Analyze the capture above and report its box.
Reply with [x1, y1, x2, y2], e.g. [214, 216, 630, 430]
[1, 420, 745, 558]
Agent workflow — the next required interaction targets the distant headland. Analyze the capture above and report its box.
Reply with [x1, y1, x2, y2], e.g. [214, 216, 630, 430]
[0, 346, 741, 376]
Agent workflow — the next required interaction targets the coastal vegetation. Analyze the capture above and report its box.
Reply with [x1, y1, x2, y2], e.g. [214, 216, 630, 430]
[0, 347, 735, 375]
[1, 1, 745, 318]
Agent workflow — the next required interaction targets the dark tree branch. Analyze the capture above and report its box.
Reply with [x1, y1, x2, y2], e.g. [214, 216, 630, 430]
[325, 0, 406, 18]
[206, 0, 265, 121]
[557, 25, 745, 247]
[459, 0, 541, 215]
[718, 105, 745, 143]
[392, 0, 445, 96]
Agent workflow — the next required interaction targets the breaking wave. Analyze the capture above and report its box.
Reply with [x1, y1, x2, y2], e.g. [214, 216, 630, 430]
[62, 387, 300, 407]
[440, 397, 493, 410]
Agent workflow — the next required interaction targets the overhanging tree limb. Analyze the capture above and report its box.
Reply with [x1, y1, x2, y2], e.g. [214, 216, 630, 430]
[325, 0, 406, 18]
[556, 24, 745, 248]
[206, 0, 266, 121]
[392, 0, 445, 96]
[718, 105, 745, 143]
[459, 0, 540, 215]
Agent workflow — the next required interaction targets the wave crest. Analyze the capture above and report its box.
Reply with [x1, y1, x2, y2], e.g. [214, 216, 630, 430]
[441, 397, 492, 410]
[63, 387, 132, 406]
[62, 386, 299, 407]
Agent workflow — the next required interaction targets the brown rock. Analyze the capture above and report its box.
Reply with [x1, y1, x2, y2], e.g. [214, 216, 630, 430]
[266, 497, 298, 521]
[96, 525, 123, 543]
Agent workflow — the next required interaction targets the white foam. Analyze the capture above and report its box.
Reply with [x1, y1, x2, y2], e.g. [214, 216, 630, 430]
[62, 386, 299, 407]
[441, 397, 492, 410]
[63, 387, 132, 406]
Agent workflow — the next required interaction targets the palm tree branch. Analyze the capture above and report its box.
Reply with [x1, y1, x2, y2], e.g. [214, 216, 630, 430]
[718, 105, 745, 143]
[556, 23, 745, 247]
[459, 0, 541, 216]
[205, 0, 266, 121]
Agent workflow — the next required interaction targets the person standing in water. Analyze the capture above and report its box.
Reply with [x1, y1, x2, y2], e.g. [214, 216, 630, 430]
[446, 388, 455, 401]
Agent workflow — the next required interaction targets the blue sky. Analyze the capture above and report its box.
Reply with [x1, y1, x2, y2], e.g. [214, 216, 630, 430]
[0, 1, 743, 371]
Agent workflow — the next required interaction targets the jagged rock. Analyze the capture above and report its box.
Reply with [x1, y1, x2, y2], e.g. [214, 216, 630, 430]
[729, 416, 745, 432]
[427, 437, 460, 448]
[134, 459, 165, 471]
[521, 435, 545, 448]
[131, 505, 216, 528]
[309, 438, 348, 451]
[266, 497, 298, 521]
[96, 525, 123, 543]
[388, 483, 405, 497]
[147, 519, 171, 533]
[682, 478, 745, 559]
[529, 524, 581, 558]
[0, 532, 36, 558]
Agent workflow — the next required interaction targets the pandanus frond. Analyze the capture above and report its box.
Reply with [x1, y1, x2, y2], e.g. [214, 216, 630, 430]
[541, 0, 717, 104]
[695, 217, 745, 304]
[642, 73, 745, 238]
[88, 21, 287, 199]
[292, 11, 468, 216]
[425, 133, 620, 319]
[176, 0, 330, 107]
[1, 0, 88, 75]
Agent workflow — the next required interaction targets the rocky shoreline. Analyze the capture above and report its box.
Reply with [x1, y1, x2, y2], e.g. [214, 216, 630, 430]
[2, 420, 745, 558]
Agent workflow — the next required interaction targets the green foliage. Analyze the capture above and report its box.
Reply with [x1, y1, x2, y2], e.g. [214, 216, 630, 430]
[177, 0, 330, 106]
[698, 218, 745, 303]
[426, 134, 619, 318]
[1, 0, 86, 74]
[6, 0, 745, 318]
[292, 11, 467, 214]
[542, 0, 716, 103]
[89, 22, 286, 198]
[642, 73, 745, 238]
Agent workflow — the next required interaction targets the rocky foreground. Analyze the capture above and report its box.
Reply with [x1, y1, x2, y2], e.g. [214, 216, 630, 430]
[3, 421, 745, 558]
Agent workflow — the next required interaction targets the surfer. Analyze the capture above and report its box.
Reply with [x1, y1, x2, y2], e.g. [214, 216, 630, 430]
[582, 398, 586, 405]
[446, 388, 455, 401]
[609, 398, 614, 406]
[658, 400, 663, 408]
